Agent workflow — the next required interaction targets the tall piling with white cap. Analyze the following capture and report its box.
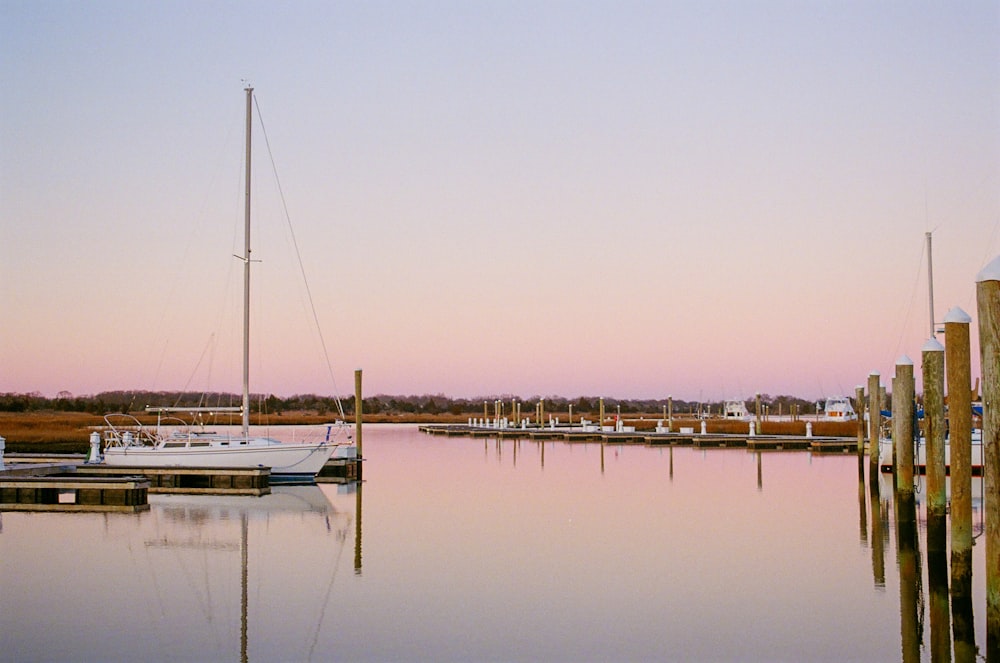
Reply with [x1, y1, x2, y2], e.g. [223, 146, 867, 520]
[925, 335, 952, 663]
[893, 355, 915, 499]
[975, 256, 1000, 654]
[355, 369, 363, 458]
[867, 372, 881, 482]
[921, 338, 946, 520]
[944, 307, 974, 599]
[755, 393, 762, 435]
[855, 385, 866, 461]
[0, 435, 5, 470]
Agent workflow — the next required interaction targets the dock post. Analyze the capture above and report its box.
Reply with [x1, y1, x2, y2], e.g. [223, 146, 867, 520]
[855, 385, 866, 462]
[599, 398, 605, 432]
[944, 307, 974, 601]
[0, 435, 4, 471]
[922, 339, 947, 522]
[976, 257, 1000, 656]
[668, 396, 673, 432]
[893, 356, 915, 507]
[755, 393, 762, 435]
[355, 369, 363, 458]
[867, 371, 881, 483]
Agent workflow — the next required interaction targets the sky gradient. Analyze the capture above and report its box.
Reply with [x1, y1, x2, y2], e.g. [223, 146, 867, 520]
[2, 1, 999, 401]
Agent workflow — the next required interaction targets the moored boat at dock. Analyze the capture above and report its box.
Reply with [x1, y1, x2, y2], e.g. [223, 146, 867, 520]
[97, 87, 351, 479]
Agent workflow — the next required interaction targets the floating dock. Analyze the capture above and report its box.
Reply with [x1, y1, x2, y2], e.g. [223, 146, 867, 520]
[1, 453, 364, 510]
[73, 465, 271, 496]
[0, 464, 150, 513]
[0, 457, 275, 510]
[418, 424, 857, 453]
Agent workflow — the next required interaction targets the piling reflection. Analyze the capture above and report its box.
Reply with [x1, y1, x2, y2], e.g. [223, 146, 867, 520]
[354, 480, 363, 574]
[877, 468, 990, 663]
[858, 461, 868, 547]
[894, 481, 922, 663]
[952, 562, 977, 663]
[927, 510, 951, 663]
[870, 475, 887, 588]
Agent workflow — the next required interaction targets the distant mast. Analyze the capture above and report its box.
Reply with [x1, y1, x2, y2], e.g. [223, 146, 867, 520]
[242, 86, 253, 436]
[927, 231, 936, 339]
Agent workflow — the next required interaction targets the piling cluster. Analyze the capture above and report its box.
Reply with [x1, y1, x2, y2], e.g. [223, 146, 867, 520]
[862, 257, 999, 659]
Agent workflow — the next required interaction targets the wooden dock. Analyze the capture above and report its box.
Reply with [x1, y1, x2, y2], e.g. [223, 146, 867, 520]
[418, 424, 857, 453]
[0, 467, 150, 513]
[0, 456, 273, 509]
[316, 457, 362, 483]
[73, 465, 271, 496]
[2, 453, 363, 500]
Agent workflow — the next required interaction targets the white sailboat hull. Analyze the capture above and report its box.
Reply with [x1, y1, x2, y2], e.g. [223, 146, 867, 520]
[103, 441, 335, 477]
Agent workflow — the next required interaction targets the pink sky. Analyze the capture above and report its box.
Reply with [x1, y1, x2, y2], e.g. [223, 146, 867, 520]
[2, 2, 998, 401]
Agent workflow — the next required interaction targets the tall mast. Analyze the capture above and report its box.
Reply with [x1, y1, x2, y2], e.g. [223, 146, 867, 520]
[242, 86, 253, 436]
[926, 231, 936, 339]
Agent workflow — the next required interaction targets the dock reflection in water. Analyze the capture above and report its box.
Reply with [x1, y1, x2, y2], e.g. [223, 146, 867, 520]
[1, 424, 991, 661]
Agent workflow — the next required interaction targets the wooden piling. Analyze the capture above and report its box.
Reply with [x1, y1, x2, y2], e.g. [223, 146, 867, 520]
[855, 385, 866, 461]
[922, 338, 946, 520]
[893, 356, 915, 501]
[599, 398, 605, 432]
[755, 393, 762, 435]
[668, 396, 673, 432]
[355, 369, 363, 458]
[976, 258, 1000, 656]
[925, 337, 952, 660]
[944, 307, 974, 594]
[867, 372, 881, 482]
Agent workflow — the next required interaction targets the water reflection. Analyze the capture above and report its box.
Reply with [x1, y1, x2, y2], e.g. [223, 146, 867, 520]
[927, 510, 951, 663]
[894, 484, 922, 663]
[870, 474, 887, 588]
[1, 484, 356, 662]
[876, 471, 988, 663]
[2, 426, 992, 661]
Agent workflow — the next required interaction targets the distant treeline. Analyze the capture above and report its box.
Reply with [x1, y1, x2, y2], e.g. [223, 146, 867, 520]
[0, 391, 827, 417]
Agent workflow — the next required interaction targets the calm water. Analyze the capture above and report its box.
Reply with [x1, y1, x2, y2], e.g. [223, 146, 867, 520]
[0, 424, 990, 662]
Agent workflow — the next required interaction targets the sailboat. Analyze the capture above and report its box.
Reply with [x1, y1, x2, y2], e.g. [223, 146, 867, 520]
[101, 87, 343, 480]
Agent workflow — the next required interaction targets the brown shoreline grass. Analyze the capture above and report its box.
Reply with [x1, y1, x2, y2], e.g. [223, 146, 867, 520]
[0, 411, 858, 454]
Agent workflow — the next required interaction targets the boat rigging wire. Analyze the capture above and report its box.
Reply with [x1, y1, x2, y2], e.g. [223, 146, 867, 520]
[253, 95, 346, 420]
[889, 238, 927, 365]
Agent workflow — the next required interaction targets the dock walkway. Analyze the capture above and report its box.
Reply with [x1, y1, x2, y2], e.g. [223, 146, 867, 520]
[418, 424, 857, 453]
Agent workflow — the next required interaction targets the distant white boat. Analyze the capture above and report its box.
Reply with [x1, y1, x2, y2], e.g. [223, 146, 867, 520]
[100, 87, 348, 479]
[722, 400, 751, 420]
[822, 396, 857, 422]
